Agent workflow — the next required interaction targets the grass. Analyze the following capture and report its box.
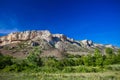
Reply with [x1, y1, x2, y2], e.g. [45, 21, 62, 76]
[105, 64, 120, 71]
[0, 71, 120, 80]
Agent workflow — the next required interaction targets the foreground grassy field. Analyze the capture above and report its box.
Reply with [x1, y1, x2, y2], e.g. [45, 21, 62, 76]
[0, 71, 120, 80]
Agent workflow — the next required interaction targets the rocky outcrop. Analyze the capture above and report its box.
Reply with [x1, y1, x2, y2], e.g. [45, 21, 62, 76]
[0, 30, 119, 53]
[80, 39, 93, 48]
[55, 41, 66, 52]
[0, 30, 52, 45]
[105, 44, 113, 48]
[53, 34, 67, 41]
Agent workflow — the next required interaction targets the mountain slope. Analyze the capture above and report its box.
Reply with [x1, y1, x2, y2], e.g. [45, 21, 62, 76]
[0, 30, 119, 58]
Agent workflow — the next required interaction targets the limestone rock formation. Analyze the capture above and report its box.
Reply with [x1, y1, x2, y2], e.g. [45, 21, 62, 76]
[0, 30, 119, 55]
[53, 34, 67, 41]
[80, 39, 93, 48]
[0, 30, 51, 45]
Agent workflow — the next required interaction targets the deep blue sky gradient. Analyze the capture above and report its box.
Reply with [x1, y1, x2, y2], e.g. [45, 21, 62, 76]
[0, 0, 120, 47]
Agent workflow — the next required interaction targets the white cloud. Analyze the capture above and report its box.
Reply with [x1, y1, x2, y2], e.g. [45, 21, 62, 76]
[0, 28, 19, 34]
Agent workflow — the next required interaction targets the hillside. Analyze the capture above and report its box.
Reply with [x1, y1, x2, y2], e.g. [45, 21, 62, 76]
[0, 30, 120, 80]
[0, 30, 119, 58]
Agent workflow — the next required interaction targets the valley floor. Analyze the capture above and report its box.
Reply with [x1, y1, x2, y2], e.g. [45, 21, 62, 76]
[0, 71, 120, 80]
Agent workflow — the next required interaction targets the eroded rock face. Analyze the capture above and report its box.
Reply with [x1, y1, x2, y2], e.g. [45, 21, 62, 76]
[55, 41, 66, 52]
[0, 30, 118, 53]
[0, 30, 52, 46]
[105, 44, 115, 49]
[53, 34, 67, 41]
[80, 39, 93, 47]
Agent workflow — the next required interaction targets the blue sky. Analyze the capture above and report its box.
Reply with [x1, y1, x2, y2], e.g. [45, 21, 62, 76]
[0, 0, 120, 47]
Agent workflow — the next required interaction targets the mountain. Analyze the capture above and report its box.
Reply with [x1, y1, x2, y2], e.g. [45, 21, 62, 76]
[0, 30, 119, 58]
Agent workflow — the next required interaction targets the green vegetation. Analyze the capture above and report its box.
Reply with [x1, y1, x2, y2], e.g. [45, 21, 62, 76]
[105, 47, 113, 55]
[0, 47, 120, 79]
[0, 71, 120, 80]
[0, 47, 120, 72]
[26, 47, 42, 67]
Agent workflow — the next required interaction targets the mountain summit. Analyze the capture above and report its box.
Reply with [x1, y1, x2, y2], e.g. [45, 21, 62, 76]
[0, 30, 119, 58]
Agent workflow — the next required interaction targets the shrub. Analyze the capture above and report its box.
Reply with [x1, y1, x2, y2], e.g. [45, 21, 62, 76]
[27, 46, 42, 66]
[0, 55, 13, 69]
[83, 54, 93, 66]
[94, 52, 103, 66]
[43, 58, 58, 67]
[105, 48, 113, 55]
[39, 67, 59, 73]
[62, 67, 75, 73]
[3, 64, 22, 72]
[116, 50, 120, 63]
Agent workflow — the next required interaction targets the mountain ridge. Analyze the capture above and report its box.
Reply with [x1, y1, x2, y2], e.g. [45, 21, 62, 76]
[0, 30, 118, 48]
[0, 30, 119, 58]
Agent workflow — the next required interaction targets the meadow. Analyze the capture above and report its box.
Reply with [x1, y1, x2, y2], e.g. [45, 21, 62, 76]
[0, 70, 120, 80]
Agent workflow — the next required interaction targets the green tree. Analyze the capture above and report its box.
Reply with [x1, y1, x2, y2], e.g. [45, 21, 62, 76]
[104, 48, 119, 65]
[118, 49, 120, 54]
[94, 48, 103, 66]
[116, 49, 120, 63]
[83, 54, 92, 66]
[27, 47, 42, 67]
[105, 48, 113, 55]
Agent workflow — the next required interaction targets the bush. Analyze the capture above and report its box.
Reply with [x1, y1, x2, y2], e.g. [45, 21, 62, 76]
[62, 67, 75, 73]
[3, 64, 22, 72]
[105, 48, 113, 55]
[0, 55, 13, 69]
[83, 54, 93, 66]
[116, 50, 120, 63]
[38, 67, 59, 73]
[43, 58, 58, 67]
[27, 46, 42, 66]
[2, 59, 30, 72]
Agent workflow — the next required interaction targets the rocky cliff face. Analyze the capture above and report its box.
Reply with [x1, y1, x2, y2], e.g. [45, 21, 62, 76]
[0, 30, 51, 44]
[0, 30, 119, 54]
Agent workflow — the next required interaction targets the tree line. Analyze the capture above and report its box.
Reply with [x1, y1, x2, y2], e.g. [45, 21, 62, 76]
[0, 47, 120, 72]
